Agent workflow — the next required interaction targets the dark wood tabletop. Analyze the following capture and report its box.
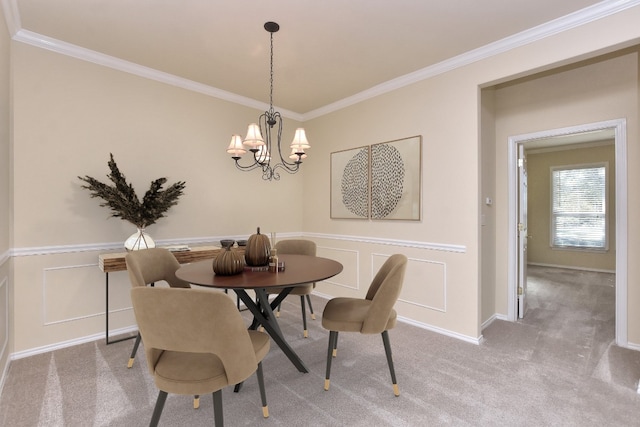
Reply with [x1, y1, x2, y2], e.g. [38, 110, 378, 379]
[176, 254, 343, 289]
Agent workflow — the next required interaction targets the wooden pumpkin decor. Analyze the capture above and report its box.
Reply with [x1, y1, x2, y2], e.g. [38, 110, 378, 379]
[244, 226, 271, 266]
[212, 246, 245, 275]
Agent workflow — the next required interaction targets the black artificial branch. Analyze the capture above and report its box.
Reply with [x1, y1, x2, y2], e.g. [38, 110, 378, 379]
[78, 153, 186, 228]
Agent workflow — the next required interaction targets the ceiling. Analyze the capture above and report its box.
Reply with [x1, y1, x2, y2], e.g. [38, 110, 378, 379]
[5, 0, 627, 117]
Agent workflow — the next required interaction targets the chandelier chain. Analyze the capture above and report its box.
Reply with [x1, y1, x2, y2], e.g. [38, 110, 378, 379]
[269, 31, 274, 115]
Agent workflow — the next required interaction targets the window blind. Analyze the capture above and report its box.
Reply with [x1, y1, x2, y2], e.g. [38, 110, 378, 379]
[551, 165, 606, 249]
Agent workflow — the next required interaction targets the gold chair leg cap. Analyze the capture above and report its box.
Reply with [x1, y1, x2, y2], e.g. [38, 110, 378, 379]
[262, 406, 269, 418]
[193, 397, 200, 409]
[324, 379, 330, 391]
[303, 330, 308, 338]
[311, 313, 316, 320]
[393, 384, 400, 397]
[127, 358, 134, 368]
[332, 349, 337, 358]
[276, 312, 280, 318]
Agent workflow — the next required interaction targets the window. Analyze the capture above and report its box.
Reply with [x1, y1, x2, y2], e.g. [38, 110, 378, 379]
[551, 163, 607, 250]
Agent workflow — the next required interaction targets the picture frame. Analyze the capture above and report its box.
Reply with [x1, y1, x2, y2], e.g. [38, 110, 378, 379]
[330, 146, 370, 219]
[330, 135, 421, 220]
[370, 135, 422, 220]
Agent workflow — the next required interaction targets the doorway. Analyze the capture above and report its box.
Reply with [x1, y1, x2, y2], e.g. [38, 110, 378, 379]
[507, 119, 628, 347]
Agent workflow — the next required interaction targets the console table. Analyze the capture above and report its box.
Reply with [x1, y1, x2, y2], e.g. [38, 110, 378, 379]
[98, 245, 225, 344]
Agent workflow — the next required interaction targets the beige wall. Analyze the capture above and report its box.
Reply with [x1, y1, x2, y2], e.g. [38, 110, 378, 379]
[10, 42, 305, 352]
[481, 88, 497, 325]
[491, 47, 639, 335]
[3, 5, 640, 358]
[12, 43, 305, 248]
[526, 143, 616, 271]
[0, 4, 12, 386]
[306, 7, 640, 343]
[304, 70, 481, 340]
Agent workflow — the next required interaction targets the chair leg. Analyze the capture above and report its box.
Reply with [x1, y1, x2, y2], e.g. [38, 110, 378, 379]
[256, 361, 269, 418]
[193, 395, 200, 409]
[212, 390, 223, 426]
[127, 333, 142, 368]
[305, 294, 316, 320]
[149, 390, 168, 427]
[325, 331, 338, 390]
[381, 330, 399, 397]
[276, 303, 281, 318]
[333, 332, 338, 357]
[300, 296, 308, 338]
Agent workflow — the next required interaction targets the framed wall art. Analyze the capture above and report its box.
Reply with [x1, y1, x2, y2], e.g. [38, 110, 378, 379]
[330, 135, 421, 220]
[370, 135, 421, 220]
[330, 146, 370, 219]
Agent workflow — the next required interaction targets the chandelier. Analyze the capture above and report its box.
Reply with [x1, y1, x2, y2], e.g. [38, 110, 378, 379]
[226, 21, 310, 181]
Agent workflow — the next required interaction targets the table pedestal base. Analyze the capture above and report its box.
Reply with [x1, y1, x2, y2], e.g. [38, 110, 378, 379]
[235, 287, 309, 373]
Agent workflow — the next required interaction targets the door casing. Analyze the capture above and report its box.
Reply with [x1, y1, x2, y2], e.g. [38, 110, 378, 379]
[507, 118, 628, 347]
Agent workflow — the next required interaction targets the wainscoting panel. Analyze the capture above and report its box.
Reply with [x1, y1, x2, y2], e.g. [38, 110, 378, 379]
[403, 257, 447, 312]
[43, 264, 107, 325]
[316, 246, 359, 290]
[9, 234, 479, 355]
[372, 253, 447, 312]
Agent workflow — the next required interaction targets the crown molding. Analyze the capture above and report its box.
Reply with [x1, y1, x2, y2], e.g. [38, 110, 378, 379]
[3, 0, 639, 121]
[302, 0, 640, 120]
[11, 29, 304, 122]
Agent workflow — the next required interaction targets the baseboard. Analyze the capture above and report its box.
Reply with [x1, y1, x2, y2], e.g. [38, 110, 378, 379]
[481, 313, 508, 330]
[625, 341, 640, 352]
[10, 325, 138, 360]
[312, 291, 482, 345]
[399, 316, 483, 345]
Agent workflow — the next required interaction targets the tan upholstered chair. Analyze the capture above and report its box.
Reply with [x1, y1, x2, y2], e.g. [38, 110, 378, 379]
[322, 253, 407, 396]
[125, 248, 190, 369]
[266, 239, 317, 338]
[131, 287, 270, 427]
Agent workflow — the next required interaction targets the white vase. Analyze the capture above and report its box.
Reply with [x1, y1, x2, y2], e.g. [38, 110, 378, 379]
[124, 228, 156, 251]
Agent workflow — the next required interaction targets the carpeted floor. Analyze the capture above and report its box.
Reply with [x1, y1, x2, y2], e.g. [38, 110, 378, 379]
[1, 266, 639, 426]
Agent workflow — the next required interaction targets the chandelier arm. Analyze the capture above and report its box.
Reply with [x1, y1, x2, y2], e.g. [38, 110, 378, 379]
[261, 114, 273, 167]
[272, 113, 305, 171]
[233, 159, 265, 172]
[272, 162, 301, 175]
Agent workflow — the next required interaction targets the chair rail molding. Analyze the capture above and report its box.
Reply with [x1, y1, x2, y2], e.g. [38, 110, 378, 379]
[8, 233, 464, 257]
[304, 232, 466, 253]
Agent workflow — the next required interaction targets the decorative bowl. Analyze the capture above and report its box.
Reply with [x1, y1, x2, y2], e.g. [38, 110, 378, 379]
[236, 239, 247, 247]
[219, 239, 235, 248]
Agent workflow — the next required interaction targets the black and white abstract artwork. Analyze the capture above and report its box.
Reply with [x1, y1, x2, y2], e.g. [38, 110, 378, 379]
[331, 146, 369, 219]
[370, 136, 421, 220]
[330, 136, 421, 220]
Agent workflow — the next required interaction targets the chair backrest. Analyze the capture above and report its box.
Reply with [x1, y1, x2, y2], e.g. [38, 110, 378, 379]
[362, 254, 407, 334]
[274, 239, 316, 256]
[131, 287, 259, 385]
[125, 248, 190, 288]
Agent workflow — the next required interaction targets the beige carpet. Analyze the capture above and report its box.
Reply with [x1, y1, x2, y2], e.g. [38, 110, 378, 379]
[1, 266, 639, 426]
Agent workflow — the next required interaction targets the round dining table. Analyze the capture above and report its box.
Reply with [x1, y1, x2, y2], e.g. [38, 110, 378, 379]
[176, 254, 343, 373]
